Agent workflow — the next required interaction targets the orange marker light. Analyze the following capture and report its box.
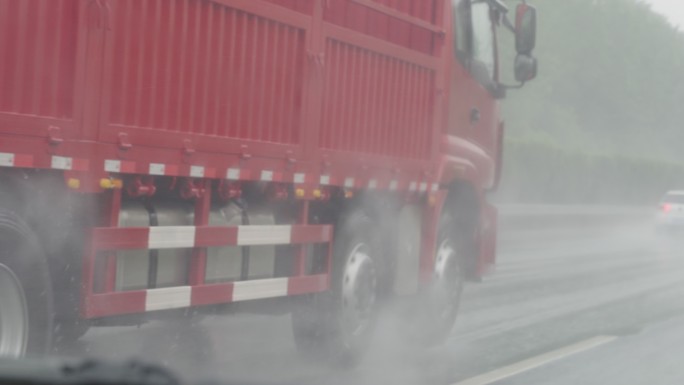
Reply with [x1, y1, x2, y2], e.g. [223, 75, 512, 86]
[67, 178, 81, 189]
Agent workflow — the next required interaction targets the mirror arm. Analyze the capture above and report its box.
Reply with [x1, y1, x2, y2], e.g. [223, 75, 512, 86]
[502, 14, 515, 33]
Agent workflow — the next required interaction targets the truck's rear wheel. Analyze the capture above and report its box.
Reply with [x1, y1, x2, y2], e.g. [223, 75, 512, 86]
[291, 210, 379, 365]
[0, 211, 53, 357]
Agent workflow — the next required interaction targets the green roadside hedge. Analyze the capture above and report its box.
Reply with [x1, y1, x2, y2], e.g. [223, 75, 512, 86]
[495, 140, 684, 205]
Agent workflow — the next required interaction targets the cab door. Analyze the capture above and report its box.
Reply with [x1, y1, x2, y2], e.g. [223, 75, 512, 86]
[448, 0, 500, 168]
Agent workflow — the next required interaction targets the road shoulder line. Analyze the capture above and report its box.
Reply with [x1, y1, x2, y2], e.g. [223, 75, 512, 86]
[452, 335, 617, 385]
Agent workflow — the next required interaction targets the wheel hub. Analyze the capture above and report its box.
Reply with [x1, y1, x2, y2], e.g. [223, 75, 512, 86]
[431, 239, 463, 321]
[0, 263, 28, 357]
[341, 244, 377, 337]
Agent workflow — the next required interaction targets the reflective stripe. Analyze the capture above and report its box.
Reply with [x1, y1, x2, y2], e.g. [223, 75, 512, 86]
[105, 159, 121, 173]
[51, 156, 72, 170]
[148, 226, 196, 249]
[149, 163, 165, 175]
[320, 175, 330, 185]
[237, 225, 291, 246]
[0, 153, 14, 167]
[190, 166, 205, 178]
[146, 286, 192, 311]
[389, 180, 398, 191]
[368, 179, 377, 189]
[409, 182, 418, 191]
[232, 278, 289, 302]
[344, 177, 355, 188]
[293, 173, 305, 184]
[260, 170, 273, 181]
[226, 168, 240, 180]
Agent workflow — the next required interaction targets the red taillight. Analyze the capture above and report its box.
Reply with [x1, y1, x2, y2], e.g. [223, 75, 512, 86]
[662, 203, 673, 213]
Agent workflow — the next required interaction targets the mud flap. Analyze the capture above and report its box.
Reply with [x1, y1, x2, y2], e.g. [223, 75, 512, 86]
[478, 202, 498, 277]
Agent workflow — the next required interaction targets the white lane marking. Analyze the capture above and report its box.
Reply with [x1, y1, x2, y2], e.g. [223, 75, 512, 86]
[452, 336, 617, 385]
[148, 226, 196, 249]
[237, 225, 291, 246]
[145, 286, 192, 311]
[232, 278, 289, 302]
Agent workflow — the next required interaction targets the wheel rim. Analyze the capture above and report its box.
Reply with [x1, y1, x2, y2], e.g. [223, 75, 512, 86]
[0, 263, 28, 357]
[431, 239, 463, 322]
[341, 243, 377, 338]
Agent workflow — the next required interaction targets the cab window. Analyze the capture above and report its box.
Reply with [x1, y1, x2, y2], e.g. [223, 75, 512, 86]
[452, 0, 497, 86]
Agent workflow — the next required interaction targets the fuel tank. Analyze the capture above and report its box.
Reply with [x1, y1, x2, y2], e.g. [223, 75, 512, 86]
[116, 200, 277, 291]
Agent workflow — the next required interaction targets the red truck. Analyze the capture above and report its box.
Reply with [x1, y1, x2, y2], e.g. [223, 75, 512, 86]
[0, 0, 536, 361]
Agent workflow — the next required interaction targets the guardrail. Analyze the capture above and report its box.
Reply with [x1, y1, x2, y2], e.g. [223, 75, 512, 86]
[497, 204, 655, 232]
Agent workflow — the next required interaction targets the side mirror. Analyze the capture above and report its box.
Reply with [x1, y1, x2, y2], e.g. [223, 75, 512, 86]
[514, 54, 537, 83]
[515, 3, 537, 55]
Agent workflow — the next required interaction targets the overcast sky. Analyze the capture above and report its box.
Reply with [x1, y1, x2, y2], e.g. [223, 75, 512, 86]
[643, 0, 684, 28]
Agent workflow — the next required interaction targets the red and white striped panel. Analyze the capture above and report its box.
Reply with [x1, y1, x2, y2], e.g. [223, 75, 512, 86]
[105, 159, 136, 173]
[92, 224, 333, 250]
[84, 274, 329, 318]
[188, 165, 217, 178]
[51, 155, 89, 171]
[0, 152, 34, 168]
[148, 163, 180, 176]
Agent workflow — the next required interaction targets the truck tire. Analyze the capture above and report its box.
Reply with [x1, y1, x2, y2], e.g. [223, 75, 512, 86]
[0, 210, 53, 357]
[409, 212, 465, 346]
[291, 210, 379, 366]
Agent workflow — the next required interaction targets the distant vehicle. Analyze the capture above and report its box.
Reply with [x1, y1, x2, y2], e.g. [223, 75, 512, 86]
[656, 191, 684, 233]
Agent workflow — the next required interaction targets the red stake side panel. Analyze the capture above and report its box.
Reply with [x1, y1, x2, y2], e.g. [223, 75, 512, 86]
[0, 0, 81, 137]
[100, 0, 309, 155]
[0, 0, 451, 188]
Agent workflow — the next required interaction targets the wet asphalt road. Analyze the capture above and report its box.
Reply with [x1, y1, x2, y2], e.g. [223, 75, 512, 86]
[54, 211, 684, 385]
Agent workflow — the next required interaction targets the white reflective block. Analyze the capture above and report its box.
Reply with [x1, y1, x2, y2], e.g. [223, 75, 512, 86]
[190, 166, 205, 178]
[260, 170, 273, 181]
[0, 153, 14, 167]
[294, 173, 305, 184]
[237, 225, 291, 246]
[320, 175, 330, 185]
[232, 278, 288, 302]
[226, 168, 240, 180]
[344, 177, 355, 188]
[149, 163, 165, 175]
[145, 286, 192, 311]
[105, 159, 121, 173]
[368, 179, 377, 189]
[148, 226, 196, 249]
[51, 156, 72, 170]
